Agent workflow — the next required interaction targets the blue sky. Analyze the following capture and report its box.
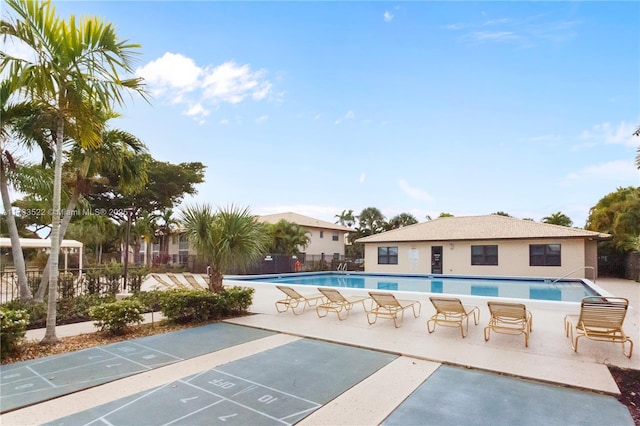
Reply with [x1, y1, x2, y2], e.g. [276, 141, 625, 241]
[7, 1, 640, 227]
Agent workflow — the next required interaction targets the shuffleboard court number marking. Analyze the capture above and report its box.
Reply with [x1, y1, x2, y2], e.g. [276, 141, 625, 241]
[14, 383, 34, 390]
[209, 379, 235, 389]
[180, 396, 199, 403]
[3, 373, 21, 379]
[218, 414, 238, 421]
[258, 395, 278, 405]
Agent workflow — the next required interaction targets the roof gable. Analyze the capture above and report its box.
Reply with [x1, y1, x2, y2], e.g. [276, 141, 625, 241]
[258, 212, 352, 232]
[356, 215, 610, 243]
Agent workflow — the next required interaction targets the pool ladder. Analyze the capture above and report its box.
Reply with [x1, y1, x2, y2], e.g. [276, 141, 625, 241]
[337, 263, 347, 271]
[550, 266, 596, 284]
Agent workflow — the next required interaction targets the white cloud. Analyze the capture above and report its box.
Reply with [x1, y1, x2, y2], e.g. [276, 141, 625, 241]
[219, 119, 230, 125]
[383, 11, 394, 22]
[137, 52, 201, 94]
[398, 179, 433, 202]
[580, 122, 638, 147]
[565, 160, 639, 183]
[256, 115, 269, 124]
[136, 53, 274, 123]
[335, 110, 355, 125]
[468, 31, 518, 42]
[314, 114, 321, 120]
[359, 172, 366, 183]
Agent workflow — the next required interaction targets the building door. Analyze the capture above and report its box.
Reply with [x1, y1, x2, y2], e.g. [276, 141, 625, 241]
[431, 246, 443, 274]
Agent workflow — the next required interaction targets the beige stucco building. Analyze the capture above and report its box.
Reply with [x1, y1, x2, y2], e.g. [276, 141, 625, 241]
[258, 212, 352, 261]
[356, 215, 610, 279]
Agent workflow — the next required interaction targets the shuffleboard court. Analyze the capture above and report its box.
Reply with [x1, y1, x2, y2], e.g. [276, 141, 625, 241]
[0, 323, 275, 413]
[45, 338, 398, 425]
[381, 365, 634, 426]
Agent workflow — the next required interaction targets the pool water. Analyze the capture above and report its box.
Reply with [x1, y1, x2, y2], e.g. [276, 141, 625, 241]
[237, 272, 599, 302]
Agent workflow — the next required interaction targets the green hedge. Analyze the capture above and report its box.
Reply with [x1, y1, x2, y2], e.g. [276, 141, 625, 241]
[1, 307, 29, 359]
[89, 299, 144, 334]
[159, 286, 254, 324]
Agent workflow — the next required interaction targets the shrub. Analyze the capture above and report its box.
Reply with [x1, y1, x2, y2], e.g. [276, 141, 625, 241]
[220, 286, 255, 315]
[159, 287, 254, 324]
[89, 299, 144, 335]
[85, 268, 102, 295]
[3, 300, 46, 328]
[160, 289, 221, 323]
[133, 289, 163, 312]
[128, 267, 148, 295]
[59, 272, 76, 299]
[103, 262, 123, 296]
[1, 307, 29, 359]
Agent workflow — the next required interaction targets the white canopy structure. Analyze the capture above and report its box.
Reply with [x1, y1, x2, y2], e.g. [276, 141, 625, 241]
[0, 238, 84, 273]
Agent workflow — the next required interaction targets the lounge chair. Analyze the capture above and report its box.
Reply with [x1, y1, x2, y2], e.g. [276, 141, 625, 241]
[275, 285, 326, 315]
[316, 288, 371, 320]
[366, 292, 421, 328]
[484, 301, 533, 347]
[427, 296, 480, 338]
[564, 296, 633, 358]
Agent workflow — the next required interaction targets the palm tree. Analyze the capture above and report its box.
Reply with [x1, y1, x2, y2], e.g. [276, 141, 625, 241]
[270, 219, 311, 255]
[181, 204, 270, 292]
[33, 113, 149, 300]
[334, 209, 355, 227]
[357, 207, 386, 236]
[0, 79, 52, 300]
[542, 212, 573, 227]
[2, 0, 146, 344]
[385, 213, 418, 230]
[156, 209, 179, 262]
[634, 125, 639, 169]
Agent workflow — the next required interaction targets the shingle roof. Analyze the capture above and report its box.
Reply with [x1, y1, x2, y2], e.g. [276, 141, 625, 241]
[258, 212, 352, 232]
[356, 215, 610, 243]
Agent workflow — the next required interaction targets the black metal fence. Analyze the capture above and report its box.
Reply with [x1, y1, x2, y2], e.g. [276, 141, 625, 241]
[0, 267, 147, 304]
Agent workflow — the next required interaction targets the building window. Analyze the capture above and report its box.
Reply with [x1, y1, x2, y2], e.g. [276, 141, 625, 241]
[471, 245, 498, 265]
[378, 246, 398, 265]
[332, 231, 339, 241]
[320, 230, 324, 238]
[529, 244, 561, 266]
[333, 253, 340, 260]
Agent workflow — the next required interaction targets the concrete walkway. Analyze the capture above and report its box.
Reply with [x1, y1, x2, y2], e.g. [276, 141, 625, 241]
[2, 276, 637, 425]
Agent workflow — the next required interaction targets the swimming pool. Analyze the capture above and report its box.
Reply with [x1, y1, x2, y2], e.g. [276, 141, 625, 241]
[230, 272, 600, 302]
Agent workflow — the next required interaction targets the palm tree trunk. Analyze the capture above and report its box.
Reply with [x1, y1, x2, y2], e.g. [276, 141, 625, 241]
[34, 191, 79, 302]
[209, 269, 224, 293]
[42, 119, 65, 345]
[0, 161, 32, 300]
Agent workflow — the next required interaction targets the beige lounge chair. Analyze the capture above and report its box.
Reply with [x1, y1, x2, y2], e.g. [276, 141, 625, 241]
[275, 285, 325, 315]
[366, 292, 421, 328]
[564, 296, 633, 358]
[427, 296, 480, 338]
[484, 301, 533, 347]
[316, 288, 371, 320]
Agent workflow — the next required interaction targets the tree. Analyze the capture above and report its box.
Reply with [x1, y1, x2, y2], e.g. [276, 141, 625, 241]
[32, 112, 149, 300]
[492, 211, 511, 217]
[2, 0, 146, 344]
[0, 78, 53, 300]
[357, 207, 386, 236]
[181, 204, 270, 292]
[634, 125, 639, 170]
[334, 209, 355, 227]
[385, 213, 418, 230]
[87, 159, 205, 221]
[542, 212, 573, 227]
[155, 209, 179, 263]
[269, 219, 311, 255]
[586, 187, 640, 276]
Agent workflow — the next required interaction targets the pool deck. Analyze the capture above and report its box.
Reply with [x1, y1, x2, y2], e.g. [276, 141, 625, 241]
[3, 276, 638, 425]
